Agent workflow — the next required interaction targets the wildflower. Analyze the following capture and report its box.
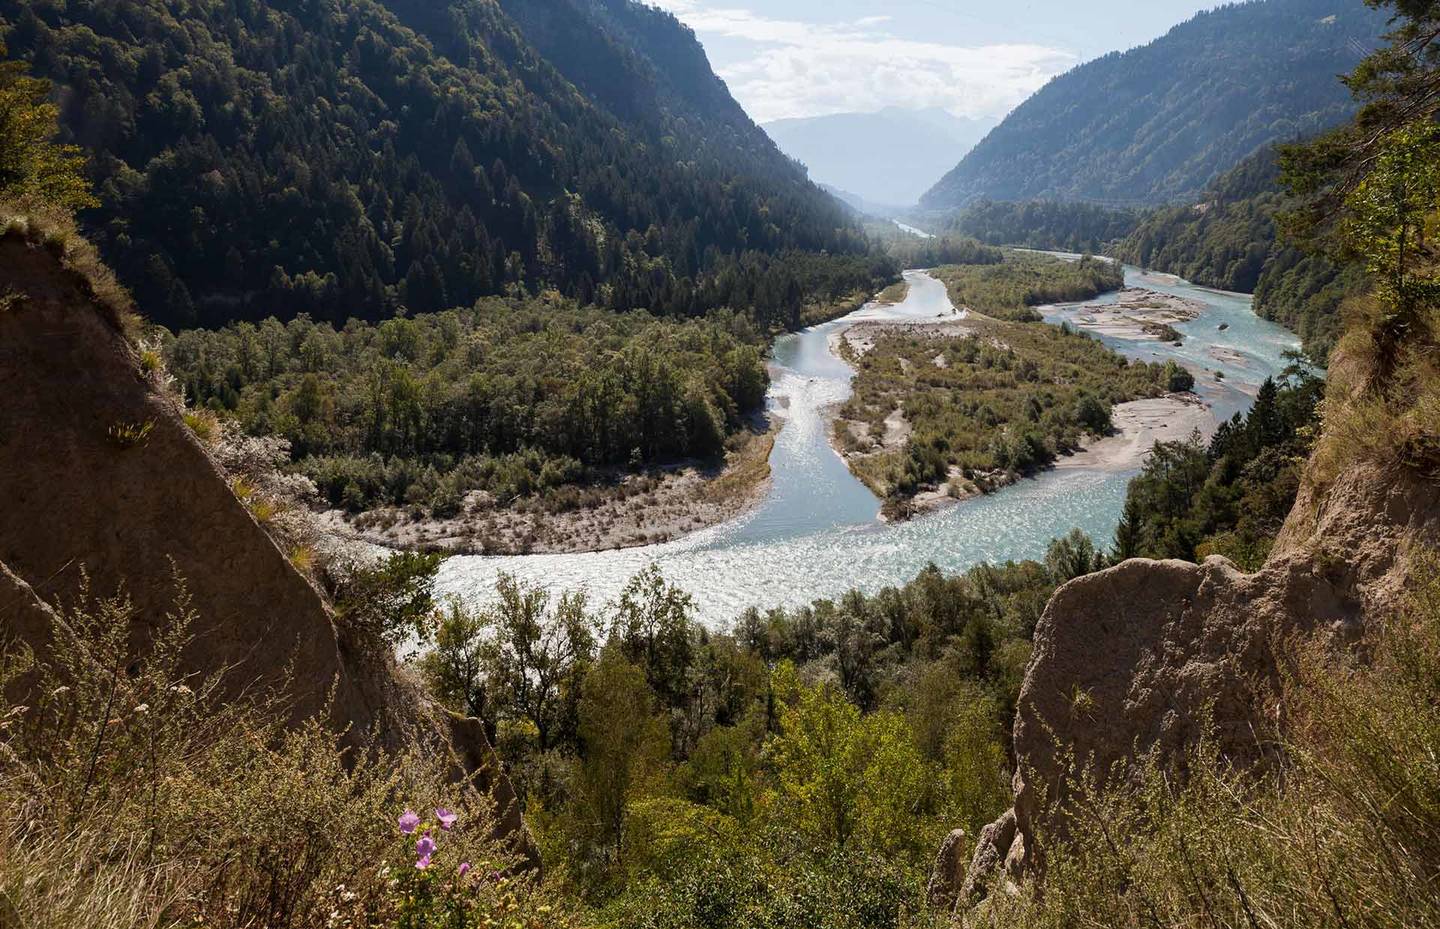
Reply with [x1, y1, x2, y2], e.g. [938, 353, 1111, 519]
[435, 807, 458, 831]
[458, 862, 471, 878]
[398, 809, 420, 834]
[415, 854, 432, 870]
[416, 834, 436, 859]
[486, 870, 502, 883]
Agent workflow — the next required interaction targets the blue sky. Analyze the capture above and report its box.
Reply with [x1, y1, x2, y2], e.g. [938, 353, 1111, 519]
[650, 0, 1223, 122]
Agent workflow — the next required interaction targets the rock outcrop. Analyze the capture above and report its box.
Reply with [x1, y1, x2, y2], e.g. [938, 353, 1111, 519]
[0, 228, 535, 867]
[937, 455, 1440, 908]
[925, 828, 970, 909]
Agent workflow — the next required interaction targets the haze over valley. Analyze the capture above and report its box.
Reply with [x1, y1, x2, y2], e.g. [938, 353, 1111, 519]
[764, 107, 999, 207]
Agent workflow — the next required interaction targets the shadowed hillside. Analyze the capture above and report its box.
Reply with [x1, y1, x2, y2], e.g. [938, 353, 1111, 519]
[0, 0, 881, 330]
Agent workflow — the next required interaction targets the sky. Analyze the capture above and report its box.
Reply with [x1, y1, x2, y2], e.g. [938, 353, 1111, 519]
[649, 0, 1224, 123]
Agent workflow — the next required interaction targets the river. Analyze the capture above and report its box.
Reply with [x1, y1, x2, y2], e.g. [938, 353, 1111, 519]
[435, 263, 1299, 626]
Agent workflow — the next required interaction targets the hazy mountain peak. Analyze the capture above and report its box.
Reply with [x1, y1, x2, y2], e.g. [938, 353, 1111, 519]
[764, 107, 999, 207]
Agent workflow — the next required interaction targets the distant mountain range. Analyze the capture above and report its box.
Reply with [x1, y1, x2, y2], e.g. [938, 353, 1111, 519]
[765, 108, 999, 208]
[921, 0, 1388, 209]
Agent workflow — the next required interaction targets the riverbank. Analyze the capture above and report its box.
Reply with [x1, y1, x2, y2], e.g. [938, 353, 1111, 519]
[1055, 395, 1213, 470]
[798, 286, 888, 328]
[317, 426, 777, 555]
[898, 394, 1211, 518]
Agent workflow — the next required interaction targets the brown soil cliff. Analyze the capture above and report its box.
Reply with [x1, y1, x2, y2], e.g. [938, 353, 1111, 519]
[0, 229, 537, 867]
[935, 453, 1440, 908]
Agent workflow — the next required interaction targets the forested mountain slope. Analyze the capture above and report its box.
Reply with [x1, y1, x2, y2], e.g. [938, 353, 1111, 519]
[929, 200, 1142, 254]
[0, 0, 880, 330]
[921, 0, 1387, 209]
[1114, 145, 1367, 357]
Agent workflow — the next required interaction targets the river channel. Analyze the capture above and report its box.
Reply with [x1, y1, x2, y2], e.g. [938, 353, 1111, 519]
[436, 262, 1299, 625]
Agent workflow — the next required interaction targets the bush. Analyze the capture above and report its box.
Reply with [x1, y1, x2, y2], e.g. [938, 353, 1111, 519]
[333, 551, 444, 650]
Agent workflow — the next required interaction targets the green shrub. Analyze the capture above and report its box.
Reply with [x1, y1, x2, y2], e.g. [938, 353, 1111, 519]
[333, 550, 445, 651]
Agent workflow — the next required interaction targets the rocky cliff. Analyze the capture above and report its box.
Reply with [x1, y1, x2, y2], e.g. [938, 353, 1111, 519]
[934, 438, 1440, 908]
[0, 223, 536, 867]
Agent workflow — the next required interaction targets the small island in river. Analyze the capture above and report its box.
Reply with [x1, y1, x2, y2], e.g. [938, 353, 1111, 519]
[1059, 287, 1206, 342]
[830, 255, 1204, 520]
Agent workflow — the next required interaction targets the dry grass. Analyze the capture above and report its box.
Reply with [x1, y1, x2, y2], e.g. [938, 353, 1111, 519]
[977, 554, 1440, 929]
[707, 427, 776, 503]
[800, 287, 876, 328]
[0, 582, 564, 929]
[182, 409, 220, 447]
[0, 201, 138, 339]
[288, 544, 316, 575]
[876, 280, 911, 306]
[1310, 293, 1440, 485]
[106, 419, 155, 449]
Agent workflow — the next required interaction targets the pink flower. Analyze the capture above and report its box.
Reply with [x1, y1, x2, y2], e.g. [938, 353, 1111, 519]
[415, 854, 432, 870]
[435, 808, 458, 831]
[398, 809, 420, 835]
[458, 862, 471, 878]
[416, 834, 436, 859]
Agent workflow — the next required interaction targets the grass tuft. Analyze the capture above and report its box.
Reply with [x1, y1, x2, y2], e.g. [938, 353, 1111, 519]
[106, 419, 154, 449]
[182, 409, 220, 446]
[288, 544, 315, 574]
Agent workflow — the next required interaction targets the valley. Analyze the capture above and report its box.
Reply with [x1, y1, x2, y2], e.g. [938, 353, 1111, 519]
[436, 260, 1298, 624]
[2, 1, 1437, 927]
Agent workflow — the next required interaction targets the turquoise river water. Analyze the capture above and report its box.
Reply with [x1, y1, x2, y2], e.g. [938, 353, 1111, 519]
[436, 261, 1299, 625]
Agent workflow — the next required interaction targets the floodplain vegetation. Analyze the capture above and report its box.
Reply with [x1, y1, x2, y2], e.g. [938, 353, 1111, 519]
[162, 301, 771, 545]
[836, 250, 1187, 515]
[929, 252, 1124, 323]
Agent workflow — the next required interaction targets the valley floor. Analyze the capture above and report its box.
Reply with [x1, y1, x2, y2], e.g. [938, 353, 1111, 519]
[317, 426, 776, 555]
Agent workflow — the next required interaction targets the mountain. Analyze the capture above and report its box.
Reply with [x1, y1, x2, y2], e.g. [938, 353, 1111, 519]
[921, 0, 1388, 209]
[1113, 144, 1367, 357]
[766, 107, 999, 207]
[0, 0, 879, 330]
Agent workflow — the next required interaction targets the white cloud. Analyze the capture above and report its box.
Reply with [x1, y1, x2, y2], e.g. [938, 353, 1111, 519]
[651, 1, 1075, 122]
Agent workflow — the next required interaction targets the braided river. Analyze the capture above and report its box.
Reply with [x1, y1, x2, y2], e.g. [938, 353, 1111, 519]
[436, 260, 1298, 625]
